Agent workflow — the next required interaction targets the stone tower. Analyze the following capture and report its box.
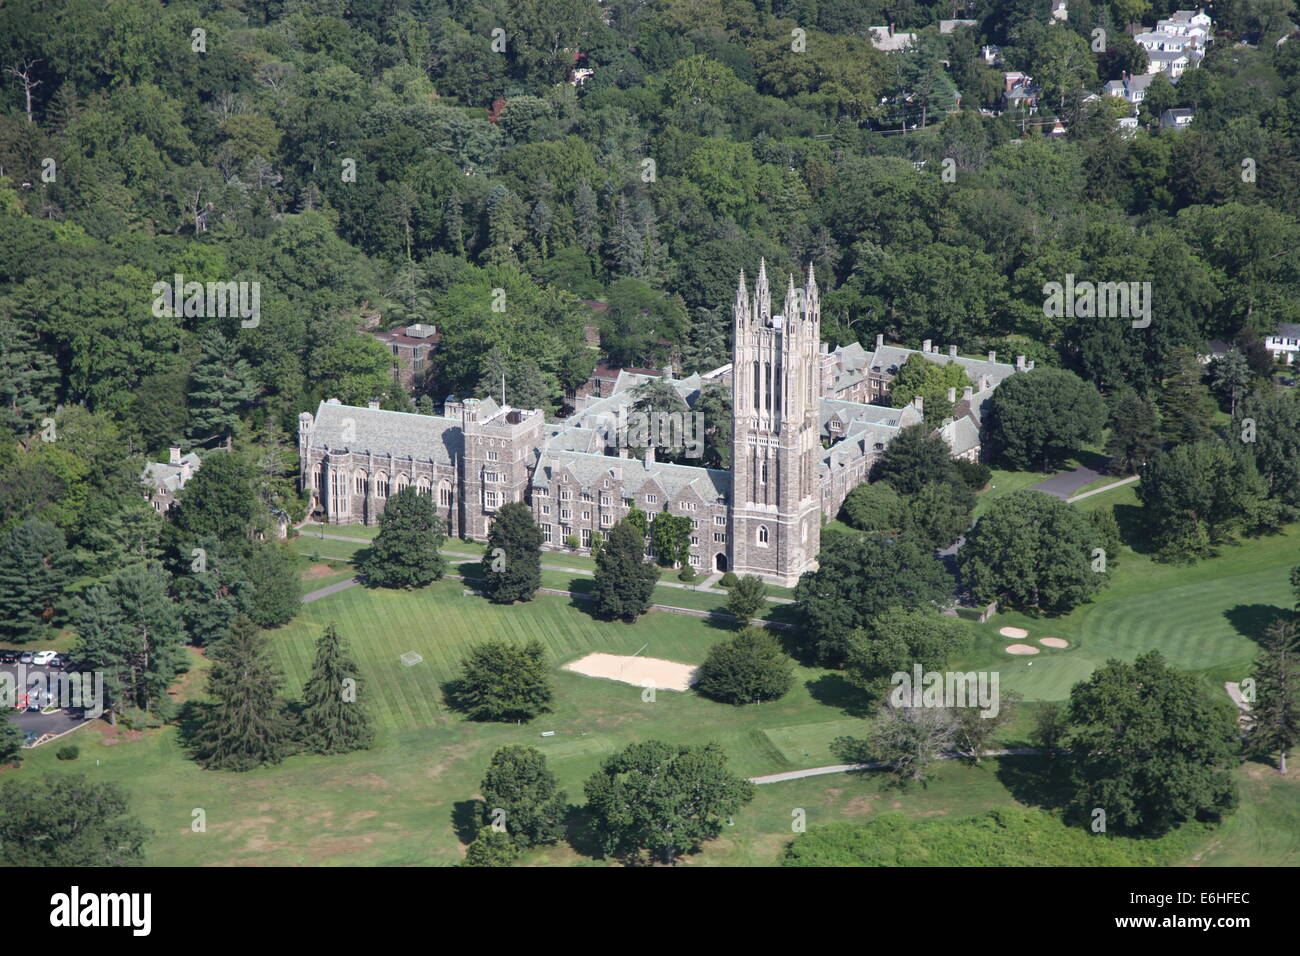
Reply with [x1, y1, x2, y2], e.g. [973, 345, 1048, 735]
[728, 261, 822, 586]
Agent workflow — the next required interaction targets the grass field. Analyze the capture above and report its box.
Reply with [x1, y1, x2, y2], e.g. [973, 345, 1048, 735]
[4, 487, 1295, 867]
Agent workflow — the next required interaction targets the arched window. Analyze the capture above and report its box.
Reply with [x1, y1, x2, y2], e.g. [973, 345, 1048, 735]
[354, 471, 368, 495]
[439, 481, 452, 507]
[416, 477, 431, 496]
[395, 474, 410, 494]
[376, 473, 389, 499]
[758, 525, 769, 545]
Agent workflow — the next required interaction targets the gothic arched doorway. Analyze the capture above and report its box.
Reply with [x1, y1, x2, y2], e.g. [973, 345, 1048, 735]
[714, 552, 728, 572]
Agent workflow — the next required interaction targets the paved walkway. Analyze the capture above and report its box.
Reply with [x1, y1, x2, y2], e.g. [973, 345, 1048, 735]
[1029, 462, 1106, 500]
[1066, 474, 1139, 503]
[748, 748, 1044, 784]
[301, 577, 362, 603]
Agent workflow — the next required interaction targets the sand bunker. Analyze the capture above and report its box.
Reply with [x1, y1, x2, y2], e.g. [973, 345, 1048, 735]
[563, 653, 697, 691]
[999, 626, 1030, 639]
[1039, 637, 1069, 648]
[1005, 644, 1040, 655]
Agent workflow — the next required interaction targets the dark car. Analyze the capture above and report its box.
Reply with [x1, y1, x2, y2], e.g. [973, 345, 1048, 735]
[48, 654, 68, 669]
[0, 650, 18, 663]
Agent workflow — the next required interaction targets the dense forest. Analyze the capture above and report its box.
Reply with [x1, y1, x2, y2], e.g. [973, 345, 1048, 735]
[0, 0, 1298, 586]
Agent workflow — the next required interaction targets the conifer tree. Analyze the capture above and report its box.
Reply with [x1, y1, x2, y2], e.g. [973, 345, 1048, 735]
[481, 501, 543, 604]
[0, 518, 72, 641]
[299, 623, 374, 755]
[194, 616, 295, 771]
[187, 331, 259, 449]
[1248, 618, 1299, 774]
[591, 519, 659, 621]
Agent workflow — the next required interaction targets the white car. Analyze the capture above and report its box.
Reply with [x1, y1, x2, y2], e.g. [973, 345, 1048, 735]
[31, 651, 57, 666]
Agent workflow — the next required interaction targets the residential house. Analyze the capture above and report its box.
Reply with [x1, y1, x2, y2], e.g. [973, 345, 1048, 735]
[1160, 107, 1196, 128]
[142, 447, 202, 512]
[869, 26, 916, 52]
[1264, 324, 1300, 364]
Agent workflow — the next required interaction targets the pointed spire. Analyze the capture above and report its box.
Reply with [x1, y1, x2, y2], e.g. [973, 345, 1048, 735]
[734, 270, 750, 327]
[784, 272, 799, 321]
[804, 262, 819, 320]
[755, 258, 771, 325]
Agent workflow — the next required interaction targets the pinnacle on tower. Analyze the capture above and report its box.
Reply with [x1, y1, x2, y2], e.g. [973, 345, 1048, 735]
[783, 272, 799, 322]
[754, 257, 771, 324]
[734, 269, 750, 327]
[804, 262, 819, 320]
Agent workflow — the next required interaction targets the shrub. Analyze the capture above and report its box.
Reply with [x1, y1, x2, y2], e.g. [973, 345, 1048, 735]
[55, 745, 79, 761]
[718, 571, 739, 588]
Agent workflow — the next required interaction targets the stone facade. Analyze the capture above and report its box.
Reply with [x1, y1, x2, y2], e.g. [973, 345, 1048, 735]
[299, 262, 1021, 585]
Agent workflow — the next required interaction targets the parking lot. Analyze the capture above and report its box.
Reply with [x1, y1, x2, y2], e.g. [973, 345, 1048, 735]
[1, 655, 95, 747]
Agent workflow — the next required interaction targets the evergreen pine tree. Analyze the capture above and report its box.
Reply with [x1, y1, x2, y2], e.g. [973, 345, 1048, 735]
[0, 316, 57, 446]
[174, 536, 252, 646]
[0, 519, 72, 641]
[574, 179, 599, 256]
[298, 623, 374, 754]
[194, 616, 296, 771]
[1105, 391, 1162, 475]
[187, 331, 259, 449]
[591, 519, 659, 621]
[482, 501, 543, 604]
[1159, 347, 1215, 444]
[1248, 618, 1299, 774]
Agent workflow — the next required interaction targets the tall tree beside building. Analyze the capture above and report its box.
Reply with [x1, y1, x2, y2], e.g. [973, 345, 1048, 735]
[591, 518, 660, 621]
[357, 486, 447, 588]
[298, 623, 374, 755]
[1159, 346, 1216, 444]
[481, 501, 543, 604]
[985, 368, 1106, 471]
[193, 616, 296, 771]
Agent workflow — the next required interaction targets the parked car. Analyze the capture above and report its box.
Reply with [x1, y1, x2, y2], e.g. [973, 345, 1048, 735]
[18, 652, 34, 664]
[48, 654, 68, 669]
[31, 651, 57, 666]
[0, 650, 18, 663]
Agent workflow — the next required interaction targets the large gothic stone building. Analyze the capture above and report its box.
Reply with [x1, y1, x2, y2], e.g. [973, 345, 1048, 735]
[299, 262, 1026, 585]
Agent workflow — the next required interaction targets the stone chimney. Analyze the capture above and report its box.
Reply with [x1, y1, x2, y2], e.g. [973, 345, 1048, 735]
[875, 333, 884, 349]
[987, 350, 996, 363]
[912, 395, 924, 414]
[644, 446, 655, 467]
[980, 375, 991, 390]
[169, 446, 181, 465]
[948, 344, 958, 358]
[1015, 355, 1026, 370]
[1027, 360, 1036, 370]
[368, 400, 381, 409]
[661, 366, 673, 382]
[963, 385, 974, 401]
[922, 339, 932, 353]
[947, 387, 957, 403]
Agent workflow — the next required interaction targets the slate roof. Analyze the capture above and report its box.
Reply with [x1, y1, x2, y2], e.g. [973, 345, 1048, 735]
[309, 401, 463, 465]
[141, 453, 202, 493]
[534, 450, 730, 501]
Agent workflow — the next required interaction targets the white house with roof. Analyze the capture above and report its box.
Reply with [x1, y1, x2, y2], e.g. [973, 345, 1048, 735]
[869, 26, 916, 52]
[1160, 107, 1196, 128]
[1103, 72, 1156, 105]
[1265, 324, 1300, 364]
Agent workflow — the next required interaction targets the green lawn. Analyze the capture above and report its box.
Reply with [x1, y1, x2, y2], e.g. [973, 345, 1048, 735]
[6, 488, 1294, 867]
